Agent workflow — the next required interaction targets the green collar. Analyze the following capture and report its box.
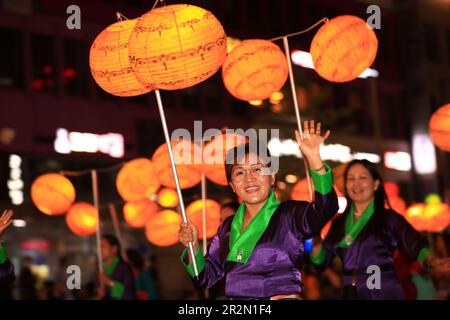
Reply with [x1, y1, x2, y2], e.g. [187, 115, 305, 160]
[339, 200, 375, 248]
[103, 256, 120, 276]
[227, 191, 280, 264]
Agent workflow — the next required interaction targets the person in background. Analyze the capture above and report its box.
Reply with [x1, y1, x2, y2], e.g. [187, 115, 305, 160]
[0, 210, 15, 300]
[311, 159, 450, 299]
[126, 248, 158, 300]
[219, 201, 240, 223]
[19, 256, 38, 300]
[97, 234, 135, 300]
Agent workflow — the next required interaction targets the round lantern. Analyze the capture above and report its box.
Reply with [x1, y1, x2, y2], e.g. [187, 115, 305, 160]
[291, 178, 315, 201]
[128, 4, 227, 90]
[310, 15, 378, 83]
[384, 182, 400, 198]
[152, 140, 202, 189]
[145, 210, 182, 247]
[89, 19, 153, 97]
[405, 203, 428, 232]
[116, 158, 160, 202]
[157, 188, 179, 208]
[123, 199, 158, 228]
[66, 202, 98, 236]
[429, 104, 450, 152]
[222, 39, 288, 101]
[186, 199, 221, 239]
[31, 173, 76, 215]
[202, 133, 247, 185]
[388, 196, 407, 215]
[423, 203, 450, 233]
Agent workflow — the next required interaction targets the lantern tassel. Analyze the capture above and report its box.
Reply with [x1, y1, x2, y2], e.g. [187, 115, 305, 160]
[91, 170, 103, 273]
[154, 89, 199, 278]
[282, 36, 314, 202]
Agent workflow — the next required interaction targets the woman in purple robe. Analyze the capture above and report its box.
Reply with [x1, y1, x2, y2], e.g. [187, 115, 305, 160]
[96, 234, 136, 300]
[311, 159, 449, 300]
[179, 121, 339, 300]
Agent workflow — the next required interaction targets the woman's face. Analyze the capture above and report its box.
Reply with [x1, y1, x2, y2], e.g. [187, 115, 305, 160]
[100, 239, 117, 262]
[229, 153, 275, 206]
[345, 163, 380, 204]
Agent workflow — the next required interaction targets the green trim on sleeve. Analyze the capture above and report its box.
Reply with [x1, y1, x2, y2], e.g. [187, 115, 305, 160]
[309, 163, 333, 195]
[180, 248, 205, 278]
[110, 281, 125, 299]
[417, 247, 431, 264]
[0, 241, 7, 264]
[310, 244, 326, 265]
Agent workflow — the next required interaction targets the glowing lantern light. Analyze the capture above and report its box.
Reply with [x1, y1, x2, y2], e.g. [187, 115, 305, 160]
[332, 163, 349, 195]
[186, 199, 221, 239]
[291, 178, 315, 201]
[31, 173, 76, 215]
[388, 196, 407, 215]
[152, 140, 202, 189]
[425, 193, 442, 205]
[202, 133, 247, 185]
[145, 210, 182, 247]
[66, 202, 98, 236]
[128, 4, 227, 90]
[404, 203, 427, 232]
[89, 19, 153, 97]
[429, 104, 450, 152]
[423, 203, 450, 233]
[222, 39, 288, 101]
[310, 15, 378, 83]
[123, 199, 158, 228]
[116, 158, 160, 202]
[384, 182, 399, 197]
[321, 220, 333, 240]
[157, 188, 179, 208]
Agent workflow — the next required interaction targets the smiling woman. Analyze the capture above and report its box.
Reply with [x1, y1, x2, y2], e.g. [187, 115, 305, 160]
[179, 120, 339, 300]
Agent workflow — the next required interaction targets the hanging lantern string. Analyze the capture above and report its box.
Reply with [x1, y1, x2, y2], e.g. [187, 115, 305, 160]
[116, 12, 129, 21]
[60, 162, 125, 177]
[268, 17, 329, 42]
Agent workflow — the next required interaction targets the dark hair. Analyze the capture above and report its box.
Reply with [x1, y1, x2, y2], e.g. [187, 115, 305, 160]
[225, 141, 273, 184]
[126, 248, 144, 270]
[343, 159, 391, 227]
[102, 234, 121, 258]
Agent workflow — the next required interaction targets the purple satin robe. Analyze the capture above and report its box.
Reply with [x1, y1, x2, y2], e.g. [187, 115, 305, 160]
[95, 259, 136, 300]
[184, 190, 338, 299]
[319, 208, 428, 300]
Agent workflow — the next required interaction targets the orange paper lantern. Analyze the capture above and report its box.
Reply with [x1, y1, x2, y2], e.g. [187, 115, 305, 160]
[186, 199, 221, 239]
[310, 15, 378, 83]
[152, 140, 202, 189]
[31, 173, 76, 215]
[291, 178, 315, 201]
[423, 203, 450, 233]
[66, 202, 98, 236]
[116, 158, 160, 202]
[429, 104, 450, 152]
[222, 39, 288, 101]
[123, 199, 158, 228]
[388, 196, 406, 215]
[157, 188, 179, 208]
[404, 203, 427, 232]
[89, 19, 153, 97]
[128, 4, 227, 90]
[202, 133, 247, 185]
[145, 210, 182, 247]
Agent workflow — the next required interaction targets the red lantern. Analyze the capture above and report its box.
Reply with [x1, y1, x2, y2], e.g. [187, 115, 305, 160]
[202, 133, 247, 185]
[310, 15, 378, 82]
[186, 199, 221, 239]
[222, 39, 288, 101]
[128, 4, 227, 90]
[116, 158, 160, 202]
[423, 203, 450, 233]
[152, 140, 202, 189]
[31, 173, 76, 215]
[157, 188, 179, 208]
[145, 210, 182, 247]
[429, 104, 450, 152]
[66, 202, 98, 236]
[89, 19, 153, 97]
[123, 199, 158, 228]
[388, 196, 407, 215]
[291, 178, 315, 201]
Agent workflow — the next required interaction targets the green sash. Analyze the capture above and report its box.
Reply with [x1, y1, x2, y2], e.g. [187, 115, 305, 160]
[227, 191, 280, 264]
[338, 200, 375, 248]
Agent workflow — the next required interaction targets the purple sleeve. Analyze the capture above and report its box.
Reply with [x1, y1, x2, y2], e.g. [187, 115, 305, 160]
[388, 211, 429, 261]
[0, 260, 15, 283]
[181, 220, 228, 289]
[115, 263, 136, 300]
[288, 188, 339, 240]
